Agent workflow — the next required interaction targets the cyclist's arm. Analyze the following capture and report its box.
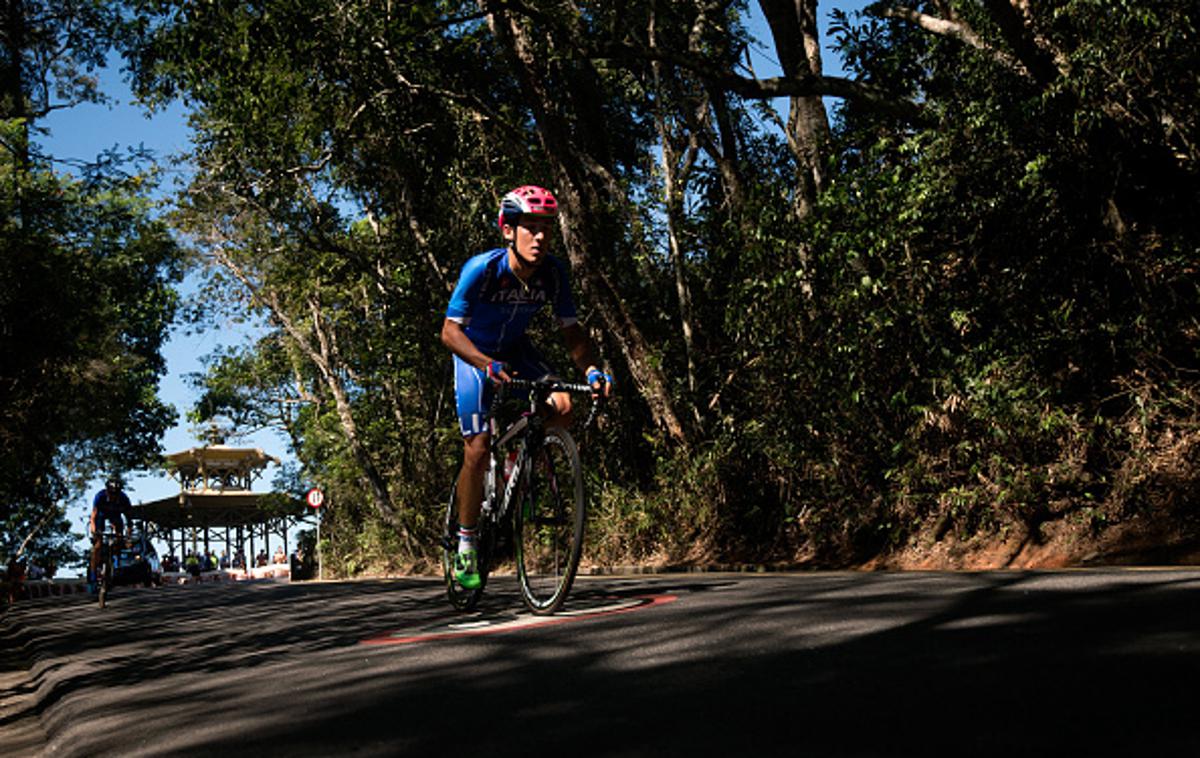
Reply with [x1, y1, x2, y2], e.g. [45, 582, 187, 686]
[441, 319, 508, 377]
[555, 262, 609, 393]
[561, 323, 612, 397]
[117, 493, 133, 537]
[560, 323, 599, 375]
[89, 491, 105, 538]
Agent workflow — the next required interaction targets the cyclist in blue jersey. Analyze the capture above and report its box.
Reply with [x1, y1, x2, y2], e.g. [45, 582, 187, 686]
[89, 476, 132, 591]
[442, 185, 612, 590]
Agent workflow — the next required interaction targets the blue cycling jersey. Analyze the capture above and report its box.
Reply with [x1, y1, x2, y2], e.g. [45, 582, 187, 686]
[445, 248, 578, 355]
[93, 489, 132, 515]
[93, 489, 132, 532]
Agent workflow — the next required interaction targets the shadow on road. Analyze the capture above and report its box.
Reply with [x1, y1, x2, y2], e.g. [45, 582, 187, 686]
[4, 571, 1198, 756]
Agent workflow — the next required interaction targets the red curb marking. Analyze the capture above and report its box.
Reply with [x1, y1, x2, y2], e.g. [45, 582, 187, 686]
[361, 594, 678, 646]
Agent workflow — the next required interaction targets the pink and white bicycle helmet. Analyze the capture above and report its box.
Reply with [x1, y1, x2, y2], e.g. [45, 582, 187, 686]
[497, 185, 558, 230]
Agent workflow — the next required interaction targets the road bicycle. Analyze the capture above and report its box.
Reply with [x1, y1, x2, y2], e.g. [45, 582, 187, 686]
[95, 530, 121, 609]
[442, 377, 602, 614]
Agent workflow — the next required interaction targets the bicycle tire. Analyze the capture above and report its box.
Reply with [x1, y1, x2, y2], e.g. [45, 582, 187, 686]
[98, 550, 111, 609]
[515, 426, 586, 614]
[441, 482, 490, 611]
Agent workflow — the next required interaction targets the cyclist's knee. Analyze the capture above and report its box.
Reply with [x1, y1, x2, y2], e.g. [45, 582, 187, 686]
[547, 392, 573, 427]
[462, 434, 490, 468]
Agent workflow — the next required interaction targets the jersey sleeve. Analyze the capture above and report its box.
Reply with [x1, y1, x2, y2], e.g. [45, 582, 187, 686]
[553, 258, 579, 328]
[446, 254, 488, 324]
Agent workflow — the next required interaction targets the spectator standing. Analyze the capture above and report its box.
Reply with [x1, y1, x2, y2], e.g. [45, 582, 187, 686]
[184, 552, 201, 581]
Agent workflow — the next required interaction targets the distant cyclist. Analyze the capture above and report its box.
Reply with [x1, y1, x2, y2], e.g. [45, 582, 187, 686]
[89, 477, 132, 591]
[441, 185, 612, 590]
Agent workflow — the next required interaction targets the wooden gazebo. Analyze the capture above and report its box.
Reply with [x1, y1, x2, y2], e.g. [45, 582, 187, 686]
[133, 445, 306, 567]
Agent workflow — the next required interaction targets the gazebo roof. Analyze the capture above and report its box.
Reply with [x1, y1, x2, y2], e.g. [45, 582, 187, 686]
[165, 445, 280, 475]
[133, 491, 305, 530]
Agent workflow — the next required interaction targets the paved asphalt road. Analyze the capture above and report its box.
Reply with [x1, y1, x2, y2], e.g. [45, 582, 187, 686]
[3, 569, 1199, 757]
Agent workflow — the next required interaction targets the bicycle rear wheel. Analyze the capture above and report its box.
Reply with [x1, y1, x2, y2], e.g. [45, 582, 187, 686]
[441, 482, 490, 611]
[515, 426, 586, 614]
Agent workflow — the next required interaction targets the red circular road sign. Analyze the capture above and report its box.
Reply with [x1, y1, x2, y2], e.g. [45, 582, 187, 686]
[305, 488, 325, 509]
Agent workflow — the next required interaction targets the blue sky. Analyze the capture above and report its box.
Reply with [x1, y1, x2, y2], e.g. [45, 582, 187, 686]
[38, 2, 869, 563]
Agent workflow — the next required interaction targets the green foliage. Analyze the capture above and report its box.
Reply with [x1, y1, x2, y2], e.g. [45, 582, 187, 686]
[760, 0, 1200, 557]
[118, 0, 1200, 570]
[0, 146, 181, 565]
[0, 2, 184, 570]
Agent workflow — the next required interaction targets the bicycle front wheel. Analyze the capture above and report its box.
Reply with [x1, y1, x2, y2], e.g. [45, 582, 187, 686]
[98, 553, 111, 609]
[515, 426, 586, 614]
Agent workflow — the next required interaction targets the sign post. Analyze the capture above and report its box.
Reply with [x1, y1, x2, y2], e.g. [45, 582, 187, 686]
[305, 488, 325, 580]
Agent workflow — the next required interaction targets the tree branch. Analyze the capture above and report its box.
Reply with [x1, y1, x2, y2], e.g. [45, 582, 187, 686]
[977, 0, 1068, 86]
[875, 5, 1032, 80]
[486, 0, 925, 122]
[590, 41, 926, 123]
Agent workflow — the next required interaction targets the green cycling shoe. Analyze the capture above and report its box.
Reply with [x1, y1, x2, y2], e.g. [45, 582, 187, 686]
[454, 549, 481, 590]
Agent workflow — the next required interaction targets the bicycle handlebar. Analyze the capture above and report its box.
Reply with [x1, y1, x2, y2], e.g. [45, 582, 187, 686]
[500, 377, 595, 396]
[492, 376, 608, 430]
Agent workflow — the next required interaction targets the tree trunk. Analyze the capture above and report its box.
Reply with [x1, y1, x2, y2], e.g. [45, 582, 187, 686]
[304, 292, 401, 531]
[662, 137, 700, 406]
[757, 0, 832, 218]
[210, 247, 407, 540]
[650, 14, 701, 417]
[486, 2, 689, 445]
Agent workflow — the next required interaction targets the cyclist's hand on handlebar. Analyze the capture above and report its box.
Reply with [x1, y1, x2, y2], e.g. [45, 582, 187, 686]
[486, 360, 512, 384]
[586, 367, 613, 399]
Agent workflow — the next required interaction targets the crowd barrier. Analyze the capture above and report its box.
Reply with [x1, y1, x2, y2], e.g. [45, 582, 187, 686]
[10, 579, 89, 600]
[162, 564, 291, 584]
[5, 565, 293, 603]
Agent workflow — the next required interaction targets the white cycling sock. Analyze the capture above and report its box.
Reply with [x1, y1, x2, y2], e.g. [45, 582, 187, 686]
[457, 525, 478, 554]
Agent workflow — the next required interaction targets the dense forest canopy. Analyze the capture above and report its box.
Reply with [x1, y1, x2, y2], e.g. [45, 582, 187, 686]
[3, 0, 1197, 574]
[2, 0, 182, 572]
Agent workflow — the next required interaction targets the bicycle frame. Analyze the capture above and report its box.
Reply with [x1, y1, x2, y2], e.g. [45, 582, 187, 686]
[484, 379, 596, 525]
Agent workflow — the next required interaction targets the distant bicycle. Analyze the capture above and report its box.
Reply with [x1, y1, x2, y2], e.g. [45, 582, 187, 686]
[442, 377, 602, 614]
[95, 530, 121, 609]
